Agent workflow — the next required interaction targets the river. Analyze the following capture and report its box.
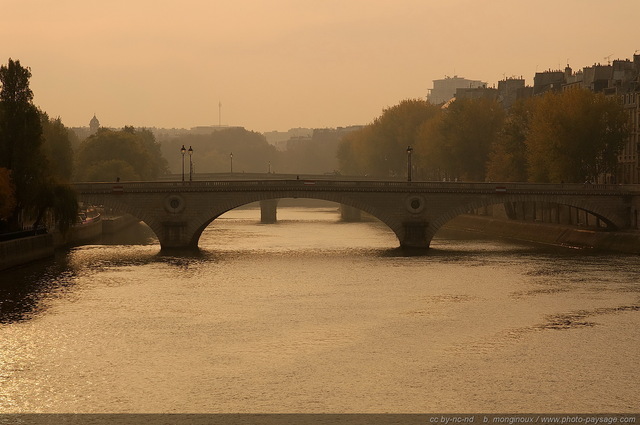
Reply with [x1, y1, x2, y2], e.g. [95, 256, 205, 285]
[0, 206, 638, 413]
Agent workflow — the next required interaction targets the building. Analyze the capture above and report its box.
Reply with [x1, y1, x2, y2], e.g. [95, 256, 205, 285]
[614, 55, 640, 184]
[582, 64, 613, 93]
[189, 125, 240, 135]
[455, 85, 498, 102]
[264, 128, 314, 151]
[618, 88, 640, 183]
[425, 53, 640, 185]
[497, 78, 526, 109]
[533, 70, 565, 95]
[562, 65, 584, 91]
[427, 76, 486, 104]
[89, 114, 100, 134]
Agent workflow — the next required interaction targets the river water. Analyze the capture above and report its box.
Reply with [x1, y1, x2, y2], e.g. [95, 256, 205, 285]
[0, 206, 639, 413]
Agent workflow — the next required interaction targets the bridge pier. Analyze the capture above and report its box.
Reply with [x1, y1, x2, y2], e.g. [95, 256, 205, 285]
[260, 199, 279, 224]
[159, 221, 197, 250]
[400, 221, 430, 249]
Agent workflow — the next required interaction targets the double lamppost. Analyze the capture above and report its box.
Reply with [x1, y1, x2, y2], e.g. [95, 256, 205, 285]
[406, 145, 413, 182]
[181, 145, 186, 182]
[181, 145, 194, 182]
[188, 146, 193, 181]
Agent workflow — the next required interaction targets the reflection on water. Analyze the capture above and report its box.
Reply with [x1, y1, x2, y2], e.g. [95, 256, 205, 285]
[0, 207, 639, 413]
[0, 254, 76, 324]
[98, 220, 157, 246]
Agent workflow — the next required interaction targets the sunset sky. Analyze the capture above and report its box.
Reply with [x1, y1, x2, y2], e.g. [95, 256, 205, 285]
[3, 0, 639, 132]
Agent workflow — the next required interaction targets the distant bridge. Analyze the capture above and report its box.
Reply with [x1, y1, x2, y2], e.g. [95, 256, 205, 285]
[73, 179, 640, 250]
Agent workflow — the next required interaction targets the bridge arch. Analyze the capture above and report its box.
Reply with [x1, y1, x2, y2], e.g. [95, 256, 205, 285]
[185, 191, 404, 249]
[427, 193, 627, 244]
[79, 193, 164, 242]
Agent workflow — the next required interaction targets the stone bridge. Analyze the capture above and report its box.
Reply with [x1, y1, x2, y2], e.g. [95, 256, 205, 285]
[73, 180, 640, 250]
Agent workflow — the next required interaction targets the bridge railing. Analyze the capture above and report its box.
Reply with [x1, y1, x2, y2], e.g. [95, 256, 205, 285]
[72, 179, 639, 195]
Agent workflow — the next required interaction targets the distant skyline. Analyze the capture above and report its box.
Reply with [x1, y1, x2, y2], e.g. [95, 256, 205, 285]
[3, 0, 639, 132]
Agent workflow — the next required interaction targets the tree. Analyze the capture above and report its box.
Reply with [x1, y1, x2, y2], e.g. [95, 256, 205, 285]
[337, 99, 440, 177]
[416, 97, 505, 181]
[0, 59, 33, 104]
[486, 99, 531, 182]
[338, 125, 376, 175]
[75, 127, 168, 181]
[0, 59, 78, 232]
[41, 113, 75, 182]
[0, 59, 49, 229]
[161, 127, 278, 175]
[526, 89, 628, 183]
[415, 112, 448, 180]
[0, 167, 16, 220]
[135, 128, 169, 178]
[83, 159, 140, 182]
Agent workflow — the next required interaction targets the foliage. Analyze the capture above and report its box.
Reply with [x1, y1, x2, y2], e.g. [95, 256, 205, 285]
[52, 184, 79, 232]
[75, 127, 168, 182]
[0, 59, 78, 232]
[0, 59, 33, 104]
[126, 126, 169, 178]
[83, 159, 140, 182]
[417, 97, 505, 181]
[338, 98, 503, 181]
[161, 127, 278, 175]
[486, 99, 531, 182]
[41, 112, 75, 182]
[0, 59, 48, 229]
[30, 179, 79, 232]
[414, 113, 448, 180]
[337, 99, 440, 177]
[340, 90, 628, 184]
[525, 88, 628, 183]
[338, 126, 376, 175]
[0, 167, 16, 220]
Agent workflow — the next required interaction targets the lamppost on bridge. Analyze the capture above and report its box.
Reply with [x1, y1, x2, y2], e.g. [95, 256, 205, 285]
[406, 145, 413, 182]
[230, 152, 233, 173]
[188, 146, 193, 182]
[180, 145, 186, 182]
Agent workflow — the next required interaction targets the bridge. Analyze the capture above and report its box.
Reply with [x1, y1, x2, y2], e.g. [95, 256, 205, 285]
[73, 179, 640, 250]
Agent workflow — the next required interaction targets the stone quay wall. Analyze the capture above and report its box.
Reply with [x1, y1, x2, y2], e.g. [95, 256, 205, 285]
[0, 234, 54, 271]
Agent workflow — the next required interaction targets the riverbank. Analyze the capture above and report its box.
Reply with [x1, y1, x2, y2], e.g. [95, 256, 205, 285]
[0, 214, 140, 271]
[0, 233, 54, 271]
[445, 214, 640, 254]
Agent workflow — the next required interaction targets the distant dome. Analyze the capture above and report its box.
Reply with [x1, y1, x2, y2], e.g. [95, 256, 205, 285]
[89, 114, 100, 134]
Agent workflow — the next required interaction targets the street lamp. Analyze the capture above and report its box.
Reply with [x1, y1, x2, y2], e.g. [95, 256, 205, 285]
[230, 152, 233, 173]
[406, 145, 413, 182]
[188, 146, 193, 182]
[180, 145, 186, 182]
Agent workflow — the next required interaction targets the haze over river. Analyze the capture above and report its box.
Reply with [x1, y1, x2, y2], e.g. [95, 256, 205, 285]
[1, 206, 639, 413]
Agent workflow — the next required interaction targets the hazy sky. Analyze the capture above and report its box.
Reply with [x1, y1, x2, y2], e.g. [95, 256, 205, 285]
[3, 0, 639, 132]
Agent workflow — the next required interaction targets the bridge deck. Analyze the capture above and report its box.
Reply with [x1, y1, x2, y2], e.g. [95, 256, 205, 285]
[73, 180, 638, 196]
